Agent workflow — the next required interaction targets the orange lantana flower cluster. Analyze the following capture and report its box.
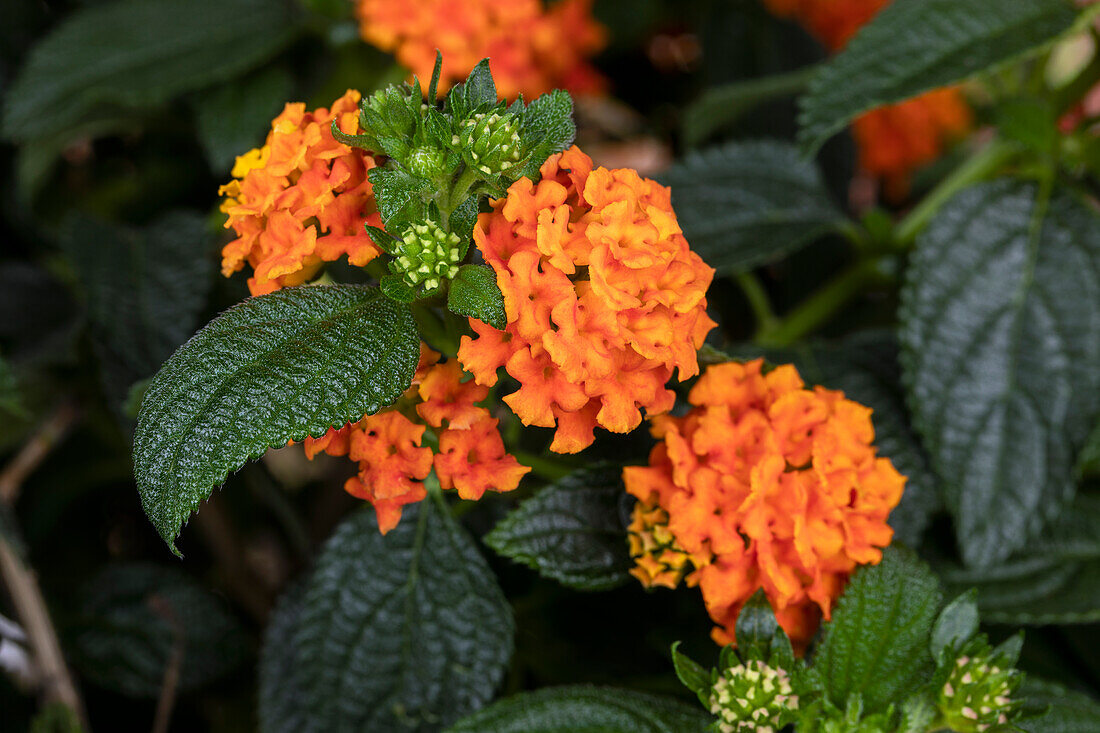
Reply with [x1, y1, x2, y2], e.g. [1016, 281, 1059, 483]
[763, 0, 971, 197]
[305, 349, 530, 533]
[458, 146, 716, 454]
[622, 359, 905, 647]
[354, 0, 607, 100]
[219, 90, 383, 296]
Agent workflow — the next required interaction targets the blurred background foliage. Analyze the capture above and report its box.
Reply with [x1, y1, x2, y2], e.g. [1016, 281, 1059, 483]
[1, 0, 1098, 731]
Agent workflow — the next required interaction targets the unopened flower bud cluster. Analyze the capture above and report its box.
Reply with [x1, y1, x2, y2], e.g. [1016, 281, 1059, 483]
[455, 112, 521, 176]
[709, 659, 798, 733]
[394, 220, 462, 290]
[938, 654, 1015, 732]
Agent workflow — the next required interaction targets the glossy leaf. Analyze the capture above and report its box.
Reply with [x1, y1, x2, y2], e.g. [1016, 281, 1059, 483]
[484, 465, 632, 591]
[900, 181, 1100, 566]
[518, 90, 576, 181]
[930, 590, 980, 663]
[1020, 678, 1100, 733]
[133, 285, 420, 553]
[448, 265, 507, 331]
[2, 0, 299, 143]
[815, 547, 944, 714]
[444, 686, 713, 733]
[287, 503, 513, 732]
[193, 65, 293, 173]
[663, 141, 845, 275]
[799, 0, 1077, 153]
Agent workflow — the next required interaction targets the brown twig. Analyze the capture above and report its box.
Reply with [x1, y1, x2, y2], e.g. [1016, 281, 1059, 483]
[148, 595, 184, 733]
[0, 402, 80, 504]
[0, 402, 87, 726]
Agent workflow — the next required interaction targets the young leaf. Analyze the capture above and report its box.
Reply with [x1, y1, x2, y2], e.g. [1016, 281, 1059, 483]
[518, 89, 576, 180]
[798, 0, 1078, 154]
[71, 563, 247, 698]
[443, 685, 714, 733]
[379, 273, 418, 303]
[286, 503, 513, 732]
[60, 212, 214, 415]
[735, 589, 781, 651]
[368, 168, 431, 230]
[815, 546, 944, 715]
[192, 65, 293, 173]
[427, 50, 443, 102]
[133, 285, 420, 554]
[447, 264, 507, 330]
[670, 642, 712, 700]
[2, 0, 299, 144]
[484, 465, 633, 591]
[462, 58, 498, 109]
[899, 181, 1100, 567]
[662, 141, 846, 275]
[930, 590, 980, 663]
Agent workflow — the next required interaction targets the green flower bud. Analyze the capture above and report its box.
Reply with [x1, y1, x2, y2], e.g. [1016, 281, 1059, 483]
[458, 111, 522, 177]
[937, 653, 1019, 732]
[392, 219, 463, 291]
[709, 659, 798, 733]
[407, 146, 448, 178]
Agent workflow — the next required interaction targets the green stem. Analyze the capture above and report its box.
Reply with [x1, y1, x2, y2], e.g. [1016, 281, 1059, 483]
[736, 272, 779, 334]
[894, 138, 1018, 247]
[439, 165, 482, 229]
[683, 64, 819, 148]
[756, 258, 886, 347]
[510, 450, 576, 482]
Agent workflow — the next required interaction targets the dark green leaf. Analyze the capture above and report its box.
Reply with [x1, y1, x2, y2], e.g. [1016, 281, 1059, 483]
[427, 51, 443, 102]
[815, 546, 944, 714]
[369, 168, 431, 230]
[670, 642, 711, 700]
[997, 99, 1059, 155]
[663, 141, 845, 275]
[193, 65, 293, 174]
[462, 58, 498, 109]
[259, 584, 309, 733]
[444, 686, 713, 733]
[133, 285, 420, 553]
[0, 354, 24, 418]
[287, 502, 513, 732]
[379, 274, 418, 303]
[798, 0, 1078, 153]
[1020, 678, 1100, 733]
[484, 465, 633, 591]
[930, 590, 980, 663]
[735, 589, 781, 651]
[71, 563, 246, 697]
[447, 264, 507, 330]
[60, 212, 214, 415]
[519, 90, 576, 180]
[900, 181, 1100, 566]
[2, 0, 300, 143]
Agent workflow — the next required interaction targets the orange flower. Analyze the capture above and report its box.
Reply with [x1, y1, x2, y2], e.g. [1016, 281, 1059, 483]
[762, 0, 971, 196]
[354, 0, 607, 100]
[219, 90, 384, 296]
[306, 353, 529, 532]
[622, 359, 905, 648]
[458, 146, 716, 454]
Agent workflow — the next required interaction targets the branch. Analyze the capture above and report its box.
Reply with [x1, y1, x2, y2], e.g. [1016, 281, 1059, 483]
[0, 402, 80, 504]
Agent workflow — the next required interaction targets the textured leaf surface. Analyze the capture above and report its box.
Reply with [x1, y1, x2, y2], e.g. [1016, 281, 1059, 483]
[71, 563, 246, 697]
[448, 264, 507, 330]
[286, 503, 513, 732]
[1021, 678, 1100, 733]
[900, 181, 1100, 566]
[519, 90, 576, 181]
[60, 212, 213, 413]
[444, 686, 713, 733]
[799, 0, 1077, 152]
[663, 141, 844, 275]
[133, 285, 420, 553]
[259, 584, 309, 733]
[193, 66, 293, 174]
[2, 0, 299, 143]
[815, 547, 944, 714]
[941, 496, 1100, 625]
[484, 465, 632, 591]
